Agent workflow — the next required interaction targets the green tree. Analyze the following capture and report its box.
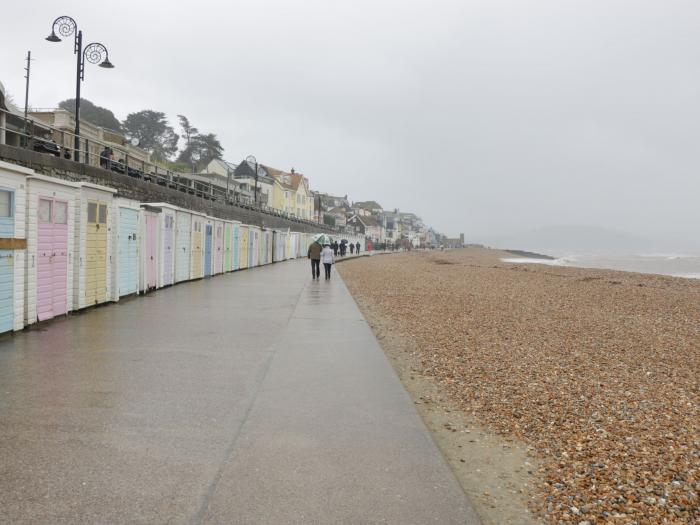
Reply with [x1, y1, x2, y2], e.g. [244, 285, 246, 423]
[122, 110, 179, 161]
[176, 114, 198, 166]
[58, 98, 122, 131]
[176, 116, 223, 171]
[191, 133, 224, 169]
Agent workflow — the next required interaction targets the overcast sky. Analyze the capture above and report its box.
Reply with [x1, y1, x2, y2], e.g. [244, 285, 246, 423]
[1, 0, 699, 248]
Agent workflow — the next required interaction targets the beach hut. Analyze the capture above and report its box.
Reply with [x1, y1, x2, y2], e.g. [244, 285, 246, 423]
[223, 220, 232, 272]
[0, 160, 28, 334]
[293, 232, 302, 259]
[174, 207, 192, 283]
[239, 225, 249, 270]
[113, 198, 141, 299]
[73, 182, 116, 310]
[248, 225, 259, 268]
[213, 218, 224, 275]
[232, 221, 240, 271]
[261, 229, 270, 265]
[203, 216, 214, 277]
[285, 232, 293, 260]
[139, 205, 161, 293]
[272, 230, 287, 262]
[190, 211, 206, 279]
[144, 203, 177, 288]
[272, 230, 283, 262]
[25, 173, 79, 325]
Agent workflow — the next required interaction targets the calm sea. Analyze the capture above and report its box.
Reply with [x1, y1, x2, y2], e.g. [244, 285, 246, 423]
[501, 253, 700, 279]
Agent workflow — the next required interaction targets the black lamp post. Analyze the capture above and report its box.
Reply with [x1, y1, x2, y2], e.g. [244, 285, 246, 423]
[246, 155, 259, 205]
[46, 16, 114, 163]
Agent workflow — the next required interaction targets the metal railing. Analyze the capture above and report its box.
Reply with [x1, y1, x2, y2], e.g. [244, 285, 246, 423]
[0, 109, 336, 230]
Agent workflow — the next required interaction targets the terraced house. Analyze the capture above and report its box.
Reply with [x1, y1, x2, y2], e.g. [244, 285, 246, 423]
[267, 167, 313, 220]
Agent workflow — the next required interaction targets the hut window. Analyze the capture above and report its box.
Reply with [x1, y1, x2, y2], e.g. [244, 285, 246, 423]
[0, 190, 12, 217]
[88, 202, 97, 223]
[98, 204, 108, 224]
[54, 202, 68, 224]
[39, 199, 52, 223]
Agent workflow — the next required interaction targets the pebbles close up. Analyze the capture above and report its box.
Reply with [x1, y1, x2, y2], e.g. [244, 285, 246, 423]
[339, 248, 700, 525]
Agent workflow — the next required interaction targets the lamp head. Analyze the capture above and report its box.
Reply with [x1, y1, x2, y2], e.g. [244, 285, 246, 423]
[99, 58, 114, 69]
[46, 31, 61, 42]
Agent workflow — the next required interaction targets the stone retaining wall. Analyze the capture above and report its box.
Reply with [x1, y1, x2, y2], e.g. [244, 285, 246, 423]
[0, 144, 334, 233]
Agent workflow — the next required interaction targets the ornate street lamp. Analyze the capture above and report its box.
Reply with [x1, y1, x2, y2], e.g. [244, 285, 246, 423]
[246, 155, 259, 205]
[46, 16, 114, 162]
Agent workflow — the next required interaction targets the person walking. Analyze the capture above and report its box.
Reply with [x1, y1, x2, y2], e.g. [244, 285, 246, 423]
[349, 243, 354, 255]
[332, 241, 338, 256]
[308, 241, 322, 279]
[321, 243, 335, 280]
[355, 241, 361, 254]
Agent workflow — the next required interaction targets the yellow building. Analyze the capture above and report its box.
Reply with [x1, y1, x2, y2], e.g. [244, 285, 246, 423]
[267, 167, 313, 220]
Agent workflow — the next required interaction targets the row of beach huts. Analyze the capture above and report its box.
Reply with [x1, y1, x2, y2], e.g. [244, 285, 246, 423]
[0, 161, 363, 335]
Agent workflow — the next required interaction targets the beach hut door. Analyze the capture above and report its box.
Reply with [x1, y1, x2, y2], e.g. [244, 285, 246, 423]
[118, 208, 139, 297]
[37, 198, 69, 321]
[215, 225, 223, 273]
[233, 225, 239, 270]
[204, 224, 213, 277]
[163, 214, 174, 285]
[145, 213, 158, 290]
[85, 202, 108, 304]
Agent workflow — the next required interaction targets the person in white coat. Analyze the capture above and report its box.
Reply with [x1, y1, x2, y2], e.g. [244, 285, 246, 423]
[321, 244, 335, 280]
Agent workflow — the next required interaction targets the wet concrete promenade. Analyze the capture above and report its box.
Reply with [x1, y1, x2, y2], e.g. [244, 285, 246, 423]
[0, 258, 480, 524]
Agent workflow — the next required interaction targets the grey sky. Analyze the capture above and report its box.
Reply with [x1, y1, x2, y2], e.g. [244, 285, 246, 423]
[1, 0, 699, 247]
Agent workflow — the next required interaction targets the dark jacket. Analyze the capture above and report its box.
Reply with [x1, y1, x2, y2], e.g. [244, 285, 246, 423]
[308, 243, 322, 260]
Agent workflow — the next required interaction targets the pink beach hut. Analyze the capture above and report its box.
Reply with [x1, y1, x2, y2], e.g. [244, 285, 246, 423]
[24, 173, 79, 325]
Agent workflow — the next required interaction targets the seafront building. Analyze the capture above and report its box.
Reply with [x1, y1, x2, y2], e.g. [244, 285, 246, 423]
[0, 80, 440, 246]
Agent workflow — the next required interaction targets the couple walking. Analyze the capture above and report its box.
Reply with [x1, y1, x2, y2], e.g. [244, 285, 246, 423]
[308, 242, 335, 280]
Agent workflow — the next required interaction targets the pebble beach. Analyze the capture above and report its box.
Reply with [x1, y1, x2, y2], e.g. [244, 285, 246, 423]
[339, 248, 699, 525]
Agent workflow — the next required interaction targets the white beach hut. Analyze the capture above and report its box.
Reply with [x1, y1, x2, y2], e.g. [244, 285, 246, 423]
[24, 174, 79, 325]
[139, 204, 161, 293]
[174, 207, 192, 283]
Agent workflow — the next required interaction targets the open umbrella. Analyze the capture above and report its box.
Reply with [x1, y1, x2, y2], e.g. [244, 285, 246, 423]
[312, 233, 333, 245]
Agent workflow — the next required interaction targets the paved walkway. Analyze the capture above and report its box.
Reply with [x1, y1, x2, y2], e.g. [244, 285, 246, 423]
[0, 258, 480, 524]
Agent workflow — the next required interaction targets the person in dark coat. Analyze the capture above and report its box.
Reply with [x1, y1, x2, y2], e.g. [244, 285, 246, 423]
[99, 146, 111, 169]
[355, 241, 361, 254]
[332, 242, 339, 256]
[349, 243, 354, 255]
[308, 241, 322, 279]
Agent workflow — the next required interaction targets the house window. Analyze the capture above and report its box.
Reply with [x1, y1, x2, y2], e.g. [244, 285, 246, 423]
[0, 190, 12, 217]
